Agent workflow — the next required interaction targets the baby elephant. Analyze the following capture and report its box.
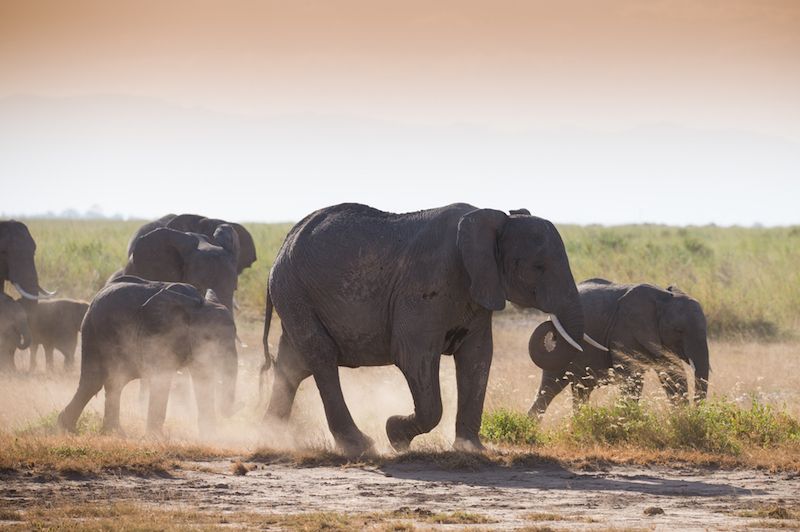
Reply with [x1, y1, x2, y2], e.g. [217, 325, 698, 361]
[23, 298, 89, 372]
[58, 276, 238, 436]
[530, 279, 709, 416]
[0, 294, 31, 371]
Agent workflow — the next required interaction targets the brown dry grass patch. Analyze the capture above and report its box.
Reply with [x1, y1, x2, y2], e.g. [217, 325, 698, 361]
[0, 499, 496, 531]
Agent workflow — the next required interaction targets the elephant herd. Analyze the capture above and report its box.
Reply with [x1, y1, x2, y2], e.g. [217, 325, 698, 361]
[0, 204, 710, 455]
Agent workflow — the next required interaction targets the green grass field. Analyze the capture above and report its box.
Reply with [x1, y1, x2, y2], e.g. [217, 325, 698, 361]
[18, 218, 800, 339]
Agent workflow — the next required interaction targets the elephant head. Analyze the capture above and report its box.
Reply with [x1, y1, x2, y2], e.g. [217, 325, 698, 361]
[0, 221, 54, 305]
[126, 227, 239, 311]
[166, 214, 256, 274]
[0, 293, 31, 351]
[140, 284, 238, 418]
[457, 208, 584, 365]
[615, 284, 709, 403]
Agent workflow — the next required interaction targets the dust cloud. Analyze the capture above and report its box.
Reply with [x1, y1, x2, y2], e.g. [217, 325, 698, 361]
[1, 313, 798, 453]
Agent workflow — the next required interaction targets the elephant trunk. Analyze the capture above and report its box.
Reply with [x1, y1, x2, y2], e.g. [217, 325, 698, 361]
[686, 336, 710, 402]
[9, 255, 41, 304]
[552, 300, 585, 357]
[14, 306, 31, 350]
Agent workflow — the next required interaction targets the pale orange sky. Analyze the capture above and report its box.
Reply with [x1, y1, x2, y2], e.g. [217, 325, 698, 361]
[1, 1, 799, 224]
[1, 0, 799, 137]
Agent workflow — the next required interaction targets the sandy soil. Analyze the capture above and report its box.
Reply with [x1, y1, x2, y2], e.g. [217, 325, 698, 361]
[3, 459, 799, 530]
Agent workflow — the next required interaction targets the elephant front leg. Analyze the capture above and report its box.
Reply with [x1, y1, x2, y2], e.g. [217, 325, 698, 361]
[452, 325, 492, 453]
[657, 362, 690, 406]
[529, 370, 570, 418]
[28, 344, 39, 373]
[146, 373, 173, 435]
[190, 364, 217, 438]
[44, 346, 55, 373]
[387, 352, 442, 452]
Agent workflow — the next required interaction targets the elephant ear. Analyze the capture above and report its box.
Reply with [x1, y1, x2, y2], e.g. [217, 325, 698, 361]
[456, 208, 508, 311]
[140, 282, 204, 332]
[212, 224, 240, 258]
[129, 228, 200, 281]
[166, 214, 205, 233]
[230, 223, 257, 273]
[666, 284, 686, 295]
[509, 208, 531, 216]
[614, 284, 673, 357]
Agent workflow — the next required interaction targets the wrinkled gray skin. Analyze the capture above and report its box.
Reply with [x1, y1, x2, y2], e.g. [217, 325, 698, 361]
[117, 225, 239, 312]
[530, 279, 710, 417]
[58, 277, 238, 436]
[264, 203, 584, 456]
[0, 220, 52, 312]
[22, 299, 88, 373]
[0, 294, 31, 372]
[127, 214, 257, 275]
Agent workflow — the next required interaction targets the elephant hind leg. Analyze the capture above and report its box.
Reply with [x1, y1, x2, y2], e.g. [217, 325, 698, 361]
[58, 377, 104, 432]
[387, 353, 442, 452]
[279, 314, 372, 457]
[59, 339, 78, 372]
[265, 333, 311, 421]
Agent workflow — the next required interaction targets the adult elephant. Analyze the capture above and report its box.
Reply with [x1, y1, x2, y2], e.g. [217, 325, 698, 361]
[127, 214, 256, 274]
[0, 220, 55, 304]
[263, 203, 591, 456]
[529, 278, 710, 417]
[119, 225, 239, 311]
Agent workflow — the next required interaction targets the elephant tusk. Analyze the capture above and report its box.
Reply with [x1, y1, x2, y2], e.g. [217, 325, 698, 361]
[583, 333, 609, 352]
[688, 359, 696, 371]
[13, 282, 39, 301]
[232, 297, 240, 311]
[549, 314, 583, 352]
[38, 287, 57, 298]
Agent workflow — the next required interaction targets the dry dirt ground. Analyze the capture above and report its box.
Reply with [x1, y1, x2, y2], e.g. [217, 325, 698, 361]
[3, 458, 799, 530]
[2, 315, 799, 530]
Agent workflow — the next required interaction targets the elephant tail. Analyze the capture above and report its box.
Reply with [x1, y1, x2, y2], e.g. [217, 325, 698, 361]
[259, 287, 274, 400]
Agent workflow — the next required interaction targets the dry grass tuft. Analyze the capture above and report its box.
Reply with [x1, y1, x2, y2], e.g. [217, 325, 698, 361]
[0, 432, 232, 478]
[230, 460, 249, 475]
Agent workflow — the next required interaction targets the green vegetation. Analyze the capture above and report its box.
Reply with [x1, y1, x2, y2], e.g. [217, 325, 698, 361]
[481, 398, 800, 456]
[479, 408, 542, 445]
[16, 219, 800, 338]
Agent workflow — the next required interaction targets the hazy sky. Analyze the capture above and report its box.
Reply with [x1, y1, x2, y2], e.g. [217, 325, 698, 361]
[1, 1, 798, 224]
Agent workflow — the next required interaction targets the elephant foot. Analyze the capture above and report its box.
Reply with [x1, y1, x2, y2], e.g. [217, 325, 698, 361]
[56, 411, 77, 434]
[453, 436, 486, 454]
[335, 431, 375, 458]
[102, 424, 126, 437]
[527, 405, 545, 419]
[386, 415, 420, 452]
